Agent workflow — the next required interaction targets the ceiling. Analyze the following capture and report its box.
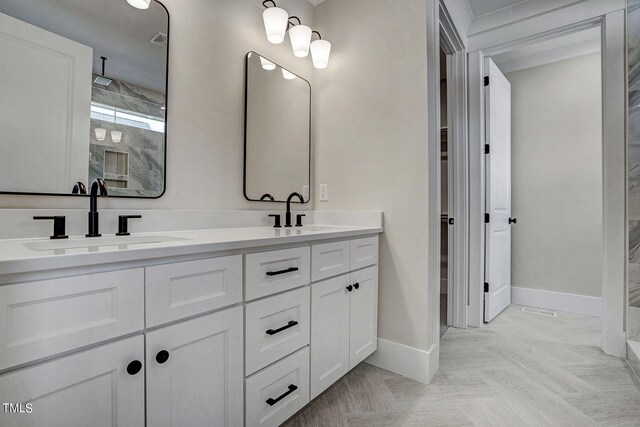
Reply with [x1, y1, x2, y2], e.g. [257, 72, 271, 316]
[0, 0, 168, 94]
[466, 0, 528, 18]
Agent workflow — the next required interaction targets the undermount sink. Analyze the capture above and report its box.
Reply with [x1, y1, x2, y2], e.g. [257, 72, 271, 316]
[22, 235, 188, 251]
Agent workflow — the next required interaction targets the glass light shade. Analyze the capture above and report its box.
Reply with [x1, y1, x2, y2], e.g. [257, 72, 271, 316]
[263, 7, 288, 44]
[111, 130, 123, 143]
[94, 128, 106, 141]
[260, 57, 276, 70]
[281, 69, 296, 80]
[127, 0, 150, 9]
[289, 25, 312, 57]
[310, 39, 331, 69]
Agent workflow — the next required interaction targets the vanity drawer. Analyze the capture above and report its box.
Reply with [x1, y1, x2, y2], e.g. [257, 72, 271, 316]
[145, 255, 242, 327]
[245, 347, 310, 427]
[311, 240, 351, 282]
[350, 237, 379, 270]
[245, 286, 310, 375]
[245, 247, 310, 301]
[0, 269, 144, 371]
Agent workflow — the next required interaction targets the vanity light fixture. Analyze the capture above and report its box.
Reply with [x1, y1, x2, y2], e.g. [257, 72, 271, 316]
[110, 130, 123, 143]
[95, 128, 107, 141]
[261, 1, 331, 68]
[288, 18, 312, 58]
[127, 0, 151, 10]
[282, 69, 296, 80]
[262, 0, 288, 44]
[310, 31, 331, 69]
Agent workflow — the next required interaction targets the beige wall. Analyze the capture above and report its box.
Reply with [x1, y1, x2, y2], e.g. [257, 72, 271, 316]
[0, 0, 314, 210]
[507, 53, 602, 297]
[314, 0, 430, 350]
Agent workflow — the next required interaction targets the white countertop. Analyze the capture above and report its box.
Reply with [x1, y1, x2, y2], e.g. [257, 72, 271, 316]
[0, 224, 382, 276]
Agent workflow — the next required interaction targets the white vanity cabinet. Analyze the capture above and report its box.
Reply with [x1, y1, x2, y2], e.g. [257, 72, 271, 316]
[0, 232, 379, 427]
[146, 306, 244, 427]
[310, 265, 378, 398]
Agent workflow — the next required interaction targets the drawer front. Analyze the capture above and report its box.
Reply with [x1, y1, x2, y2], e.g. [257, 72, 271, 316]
[0, 335, 145, 427]
[145, 255, 242, 327]
[245, 347, 310, 427]
[311, 240, 351, 282]
[350, 237, 379, 270]
[245, 247, 310, 301]
[0, 269, 144, 371]
[245, 286, 310, 375]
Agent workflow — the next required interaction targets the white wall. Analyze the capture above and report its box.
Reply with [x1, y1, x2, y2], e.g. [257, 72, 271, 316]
[313, 0, 430, 350]
[507, 53, 602, 298]
[0, 0, 314, 210]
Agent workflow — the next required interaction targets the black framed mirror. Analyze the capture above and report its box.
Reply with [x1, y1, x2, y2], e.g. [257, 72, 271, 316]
[0, 0, 169, 198]
[244, 51, 311, 203]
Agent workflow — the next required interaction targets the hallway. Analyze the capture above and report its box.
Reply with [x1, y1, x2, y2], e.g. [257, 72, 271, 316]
[285, 306, 640, 426]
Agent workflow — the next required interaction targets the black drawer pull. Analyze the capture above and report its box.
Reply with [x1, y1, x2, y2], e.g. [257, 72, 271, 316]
[266, 321, 298, 335]
[266, 384, 298, 406]
[266, 267, 299, 277]
[156, 350, 170, 364]
[346, 285, 353, 292]
[353, 283, 360, 290]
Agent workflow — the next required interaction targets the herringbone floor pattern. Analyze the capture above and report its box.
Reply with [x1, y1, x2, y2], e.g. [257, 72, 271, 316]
[284, 305, 640, 426]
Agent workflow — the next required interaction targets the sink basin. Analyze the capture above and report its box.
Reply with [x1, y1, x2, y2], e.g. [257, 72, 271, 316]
[22, 235, 188, 251]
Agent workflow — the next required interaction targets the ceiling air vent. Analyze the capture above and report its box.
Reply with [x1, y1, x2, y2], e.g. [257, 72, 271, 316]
[149, 32, 168, 48]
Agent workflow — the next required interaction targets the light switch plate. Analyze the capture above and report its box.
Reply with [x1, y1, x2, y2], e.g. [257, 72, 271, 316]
[319, 184, 328, 201]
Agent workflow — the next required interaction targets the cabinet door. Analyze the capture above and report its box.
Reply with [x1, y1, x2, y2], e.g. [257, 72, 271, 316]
[349, 266, 378, 368]
[146, 307, 243, 427]
[0, 335, 144, 427]
[310, 274, 350, 399]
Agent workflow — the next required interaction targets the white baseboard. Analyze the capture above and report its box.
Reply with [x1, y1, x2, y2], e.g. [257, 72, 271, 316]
[628, 341, 640, 381]
[365, 338, 438, 384]
[511, 286, 602, 317]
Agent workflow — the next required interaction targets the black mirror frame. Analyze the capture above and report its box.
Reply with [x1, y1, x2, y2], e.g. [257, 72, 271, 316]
[243, 51, 312, 204]
[0, 0, 170, 200]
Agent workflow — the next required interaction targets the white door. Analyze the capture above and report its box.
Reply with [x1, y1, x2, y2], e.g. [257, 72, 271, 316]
[0, 336, 145, 427]
[484, 58, 512, 322]
[146, 307, 244, 427]
[310, 274, 350, 399]
[0, 12, 92, 193]
[349, 266, 378, 368]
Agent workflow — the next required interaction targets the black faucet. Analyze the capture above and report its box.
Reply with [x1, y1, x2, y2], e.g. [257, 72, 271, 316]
[86, 178, 108, 237]
[285, 192, 304, 227]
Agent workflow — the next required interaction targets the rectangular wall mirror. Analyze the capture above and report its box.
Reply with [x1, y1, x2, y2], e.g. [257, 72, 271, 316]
[244, 51, 311, 203]
[0, 0, 169, 198]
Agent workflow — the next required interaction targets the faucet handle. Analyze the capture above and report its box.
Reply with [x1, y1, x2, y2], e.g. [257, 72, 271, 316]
[116, 215, 142, 236]
[33, 216, 68, 240]
[295, 214, 306, 227]
[268, 214, 282, 228]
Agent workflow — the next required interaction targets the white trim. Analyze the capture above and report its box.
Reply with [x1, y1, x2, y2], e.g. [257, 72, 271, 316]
[628, 341, 640, 380]
[365, 338, 438, 384]
[511, 287, 602, 318]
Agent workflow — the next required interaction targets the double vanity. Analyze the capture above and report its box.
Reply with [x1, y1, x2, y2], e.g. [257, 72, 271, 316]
[0, 214, 382, 426]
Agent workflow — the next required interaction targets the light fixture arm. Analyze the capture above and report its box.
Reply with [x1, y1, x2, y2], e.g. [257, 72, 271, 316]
[311, 30, 322, 40]
[287, 15, 302, 31]
[262, 0, 277, 8]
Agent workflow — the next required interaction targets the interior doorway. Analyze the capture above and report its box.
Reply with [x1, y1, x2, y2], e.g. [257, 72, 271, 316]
[440, 47, 450, 337]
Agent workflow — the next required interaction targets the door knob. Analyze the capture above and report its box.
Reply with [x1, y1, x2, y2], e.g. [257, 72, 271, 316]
[508, 217, 517, 224]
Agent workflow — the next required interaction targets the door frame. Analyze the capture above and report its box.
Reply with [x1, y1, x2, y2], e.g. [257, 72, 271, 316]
[467, 6, 627, 357]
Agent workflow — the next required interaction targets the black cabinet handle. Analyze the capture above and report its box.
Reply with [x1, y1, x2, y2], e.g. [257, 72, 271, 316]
[155, 350, 170, 364]
[266, 321, 298, 336]
[509, 217, 517, 224]
[266, 267, 298, 277]
[346, 285, 353, 292]
[266, 384, 298, 406]
[448, 218, 454, 225]
[353, 283, 360, 290]
[127, 360, 142, 375]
